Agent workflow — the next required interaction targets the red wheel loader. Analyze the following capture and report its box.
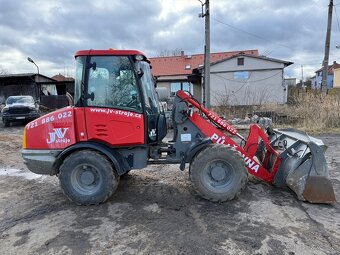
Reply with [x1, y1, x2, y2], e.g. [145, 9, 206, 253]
[21, 49, 336, 205]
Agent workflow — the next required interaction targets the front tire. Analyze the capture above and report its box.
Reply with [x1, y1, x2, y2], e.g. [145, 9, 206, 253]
[190, 144, 248, 202]
[59, 150, 119, 205]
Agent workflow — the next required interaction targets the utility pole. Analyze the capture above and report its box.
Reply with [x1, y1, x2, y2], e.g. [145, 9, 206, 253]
[199, 0, 210, 108]
[301, 64, 304, 88]
[321, 0, 333, 93]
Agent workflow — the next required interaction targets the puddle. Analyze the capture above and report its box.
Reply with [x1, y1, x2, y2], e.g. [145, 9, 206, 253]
[0, 168, 43, 180]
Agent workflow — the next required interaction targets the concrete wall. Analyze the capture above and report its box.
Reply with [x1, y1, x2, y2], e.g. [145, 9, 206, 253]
[210, 56, 287, 106]
[333, 68, 340, 88]
[211, 56, 284, 72]
[192, 83, 202, 102]
[156, 81, 170, 90]
[156, 77, 202, 102]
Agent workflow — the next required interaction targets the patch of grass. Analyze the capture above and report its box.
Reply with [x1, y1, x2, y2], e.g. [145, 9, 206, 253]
[215, 89, 340, 134]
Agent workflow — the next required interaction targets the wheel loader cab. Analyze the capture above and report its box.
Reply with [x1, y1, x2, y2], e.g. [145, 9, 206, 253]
[74, 50, 166, 146]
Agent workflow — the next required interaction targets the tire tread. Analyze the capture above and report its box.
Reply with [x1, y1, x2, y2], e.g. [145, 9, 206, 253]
[59, 150, 118, 205]
[190, 144, 248, 202]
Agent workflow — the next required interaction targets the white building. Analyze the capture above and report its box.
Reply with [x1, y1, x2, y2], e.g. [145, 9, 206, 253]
[199, 54, 293, 106]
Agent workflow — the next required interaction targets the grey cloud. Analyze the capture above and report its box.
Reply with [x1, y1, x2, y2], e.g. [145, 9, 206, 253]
[0, 0, 338, 78]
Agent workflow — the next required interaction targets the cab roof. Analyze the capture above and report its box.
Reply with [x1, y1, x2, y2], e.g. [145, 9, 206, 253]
[75, 49, 146, 57]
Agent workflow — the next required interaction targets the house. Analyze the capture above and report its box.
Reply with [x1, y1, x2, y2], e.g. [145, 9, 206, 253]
[149, 49, 259, 103]
[311, 61, 340, 89]
[197, 54, 293, 106]
[150, 50, 293, 106]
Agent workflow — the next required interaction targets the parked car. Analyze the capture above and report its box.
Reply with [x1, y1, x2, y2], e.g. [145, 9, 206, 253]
[1, 96, 39, 127]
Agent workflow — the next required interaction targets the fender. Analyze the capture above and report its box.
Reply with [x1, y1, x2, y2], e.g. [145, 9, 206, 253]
[180, 136, 212, 170]
[53, 141, 131, 176]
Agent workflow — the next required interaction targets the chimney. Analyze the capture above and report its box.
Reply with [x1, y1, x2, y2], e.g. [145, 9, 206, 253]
[181, 50, 184, 57]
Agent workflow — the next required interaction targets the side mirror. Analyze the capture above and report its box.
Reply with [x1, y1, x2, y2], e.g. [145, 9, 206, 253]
[86, 61, 96, 71]
[84, 92, 95, 101]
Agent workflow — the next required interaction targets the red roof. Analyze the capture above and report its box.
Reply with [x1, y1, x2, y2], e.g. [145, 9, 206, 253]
[315, 61, 340, 75]
[51, 74, 74, 82]
[149, 49, 259, 77]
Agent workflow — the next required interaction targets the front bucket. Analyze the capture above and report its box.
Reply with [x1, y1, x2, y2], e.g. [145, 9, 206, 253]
[302, 176, 336, 203]
[270, 129, 336, 204]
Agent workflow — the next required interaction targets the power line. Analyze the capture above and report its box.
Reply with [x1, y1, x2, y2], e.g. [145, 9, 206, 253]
[211, 17, 295, 51]
[213, 71, 254, 95]
[334, 6, 340, 31]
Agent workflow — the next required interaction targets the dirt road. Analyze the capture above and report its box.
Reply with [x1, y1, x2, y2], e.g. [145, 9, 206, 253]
[0, 123, 339, 255]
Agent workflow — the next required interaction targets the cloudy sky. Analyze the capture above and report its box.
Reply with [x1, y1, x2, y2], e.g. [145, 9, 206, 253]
[0, 0, 339, 79]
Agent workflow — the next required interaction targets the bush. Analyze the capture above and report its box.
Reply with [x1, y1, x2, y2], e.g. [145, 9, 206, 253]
[214, 88, 340, 133]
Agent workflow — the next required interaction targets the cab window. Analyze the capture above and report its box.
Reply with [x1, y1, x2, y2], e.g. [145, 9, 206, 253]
[87, 56, 141, 112]
[135, 61, 160, 114]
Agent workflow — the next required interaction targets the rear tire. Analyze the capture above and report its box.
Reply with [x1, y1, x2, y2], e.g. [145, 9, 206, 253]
[190, 144, 248, 202]
[59, 150, 119, 205]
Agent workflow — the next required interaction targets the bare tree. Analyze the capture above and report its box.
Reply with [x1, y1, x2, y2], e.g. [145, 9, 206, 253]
[213, 84, 231, 107]
[0, 66, 8, 75]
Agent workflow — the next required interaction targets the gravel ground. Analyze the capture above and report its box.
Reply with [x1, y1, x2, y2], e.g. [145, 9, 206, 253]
[0, 123, 339, 255]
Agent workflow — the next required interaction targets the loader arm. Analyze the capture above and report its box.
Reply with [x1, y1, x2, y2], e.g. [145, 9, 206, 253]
[176, 90, 280, 183]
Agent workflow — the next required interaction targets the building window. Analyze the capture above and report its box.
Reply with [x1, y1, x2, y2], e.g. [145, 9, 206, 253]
[170, 82, 192, 96]
[185, 65, 191, 70]
[233, 71, 249, 80]
[237, 58, 244, 66]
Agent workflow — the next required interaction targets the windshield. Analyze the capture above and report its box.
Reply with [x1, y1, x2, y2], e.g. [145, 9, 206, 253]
[6, 96, 34, 105]
[86, 56, 142, 112]
[135, 61, 160, 114]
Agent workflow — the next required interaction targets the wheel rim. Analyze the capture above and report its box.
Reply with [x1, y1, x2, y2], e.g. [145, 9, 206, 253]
[71, 164, 103, 195]
[202, 159, 235, 193]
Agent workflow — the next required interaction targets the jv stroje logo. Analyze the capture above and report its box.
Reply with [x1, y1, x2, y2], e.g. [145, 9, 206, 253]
[46, 128, 70, 144]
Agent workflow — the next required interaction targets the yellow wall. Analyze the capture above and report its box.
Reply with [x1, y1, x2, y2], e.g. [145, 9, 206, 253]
[334, 68, 340, 88]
